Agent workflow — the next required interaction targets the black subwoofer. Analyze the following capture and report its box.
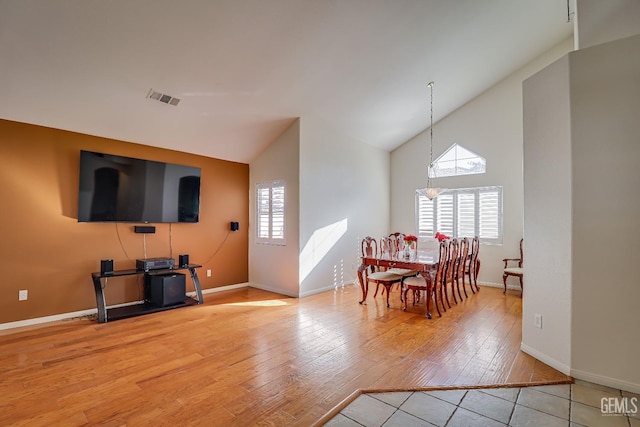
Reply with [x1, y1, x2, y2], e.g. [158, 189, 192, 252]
[146, 273, 186, 307]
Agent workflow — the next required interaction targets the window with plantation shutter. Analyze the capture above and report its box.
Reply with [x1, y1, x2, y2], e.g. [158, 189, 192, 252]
[436, 193, 454, 236]
[416, 186, 502, 244]
[256, 180, 286, 245]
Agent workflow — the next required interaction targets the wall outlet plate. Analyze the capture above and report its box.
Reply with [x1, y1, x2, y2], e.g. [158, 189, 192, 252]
[19, 290, 28, 301]
[535, 313, 542, 329]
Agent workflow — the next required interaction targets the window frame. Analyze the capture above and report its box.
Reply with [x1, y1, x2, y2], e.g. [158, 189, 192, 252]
[256, 180, 286, 246]
[429, 143, 486, 178]
[415, 186, 503, 245]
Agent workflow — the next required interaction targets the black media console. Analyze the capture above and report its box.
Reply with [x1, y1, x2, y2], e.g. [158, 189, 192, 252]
[91, 264, 203, 323]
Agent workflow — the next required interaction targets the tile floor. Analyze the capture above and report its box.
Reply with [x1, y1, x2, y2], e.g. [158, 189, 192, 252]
[324, 380, 640, 427]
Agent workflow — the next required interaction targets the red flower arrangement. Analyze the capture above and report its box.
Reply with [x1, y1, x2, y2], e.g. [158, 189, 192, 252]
[435, 232, 450, 242]
[403, 234, 418, 247]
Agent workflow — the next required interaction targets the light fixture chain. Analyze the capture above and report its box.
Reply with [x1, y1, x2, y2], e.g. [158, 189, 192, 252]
[425, 81, 442, 200]
[429, 81, 434, 165]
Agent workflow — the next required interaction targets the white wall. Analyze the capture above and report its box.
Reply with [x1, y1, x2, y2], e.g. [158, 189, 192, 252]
[250, 117, 391, 298]
[299, 118, 390, 296]
[522, 55, 573, 374]
[575, 0, 640, 49]
[523, 34, 640, 393]
[390, 38, 573, 286]
[249, 119, 301, 297]
[569, 34, 640, 391]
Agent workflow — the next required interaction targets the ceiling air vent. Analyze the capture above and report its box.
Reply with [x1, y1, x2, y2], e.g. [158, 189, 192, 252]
[147, 89, 180, 106]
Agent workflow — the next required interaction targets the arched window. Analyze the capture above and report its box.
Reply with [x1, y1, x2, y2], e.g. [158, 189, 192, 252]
[429, 143, 486, 178]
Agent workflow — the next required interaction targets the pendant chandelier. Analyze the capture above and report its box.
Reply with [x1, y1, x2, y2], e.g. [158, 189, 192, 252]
[425, 81, 443, 200]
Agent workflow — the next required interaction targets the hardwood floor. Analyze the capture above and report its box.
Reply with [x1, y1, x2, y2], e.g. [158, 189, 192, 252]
[0, 285, 570, 426]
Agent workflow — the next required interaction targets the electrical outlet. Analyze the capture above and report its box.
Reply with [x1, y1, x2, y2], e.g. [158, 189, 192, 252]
[206, 269, 212, 277]
[534, 313, 542, 329]
[19, 290, 28, 301]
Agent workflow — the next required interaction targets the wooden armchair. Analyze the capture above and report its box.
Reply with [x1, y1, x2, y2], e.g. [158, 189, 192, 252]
[502, 238, 523, 293]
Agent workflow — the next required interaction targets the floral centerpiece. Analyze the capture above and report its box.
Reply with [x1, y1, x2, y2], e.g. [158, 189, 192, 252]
[402, 235, 418, 259]
[403, 234, 418, 248]
[435, 232, 450, 242]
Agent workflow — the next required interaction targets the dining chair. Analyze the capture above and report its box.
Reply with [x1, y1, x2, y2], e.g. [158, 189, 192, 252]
[502, 238, 523, 293]
[361, 236, 403, 308]
[466, 236, 481, 293]
[454, 237, 470, 301]
[442, 238, 459, 309]
[402, 239, 448, 318]
[386, 232, 418, 281]
[373, 236, 403, 300]
[388, 232, 404, 253]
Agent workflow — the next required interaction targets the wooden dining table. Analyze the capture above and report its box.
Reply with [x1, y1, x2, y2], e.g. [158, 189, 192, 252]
[357, 247, 440, 319]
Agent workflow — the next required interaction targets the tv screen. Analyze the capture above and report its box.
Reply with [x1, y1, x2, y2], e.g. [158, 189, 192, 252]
[78, 150, 201, 223]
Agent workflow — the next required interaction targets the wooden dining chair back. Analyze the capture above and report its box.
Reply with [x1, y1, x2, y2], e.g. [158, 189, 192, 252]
[402, 239, 448, 317]
[386, 233, 418, 282]
[361, 236, 378, 275]
[442, 239, 458, 309]
[360, 237, 402, 307]
[380, 236, 393, 257]
[502, 238, 523, 293]
[455, 237, 470, 301]
[388, 232, 405, 254]
[466, 236, 481, 293]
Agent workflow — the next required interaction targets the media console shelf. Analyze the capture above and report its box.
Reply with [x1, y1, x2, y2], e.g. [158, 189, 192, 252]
[91, 264, 203, 323]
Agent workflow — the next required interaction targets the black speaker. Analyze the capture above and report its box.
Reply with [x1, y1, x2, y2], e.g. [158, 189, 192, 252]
[100, 259, 113, 275]
[230, 221, 239, 231]
[178, 254, 189, 268]
[146, 273, 186, 307]
[134, 225, 156, 234]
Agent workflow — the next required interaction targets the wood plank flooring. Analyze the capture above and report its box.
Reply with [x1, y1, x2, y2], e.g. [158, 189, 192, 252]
[0, 285, 570, 426]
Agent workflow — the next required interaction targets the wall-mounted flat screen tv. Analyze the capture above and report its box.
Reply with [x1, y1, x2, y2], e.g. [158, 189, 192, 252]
[78, 150, 201, 223]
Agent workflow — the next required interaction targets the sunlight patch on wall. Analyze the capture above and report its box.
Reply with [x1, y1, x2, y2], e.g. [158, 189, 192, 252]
[299, 218, 348, 283]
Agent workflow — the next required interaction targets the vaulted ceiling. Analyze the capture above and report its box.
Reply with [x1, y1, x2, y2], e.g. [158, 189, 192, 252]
[0, 1, 573, 163]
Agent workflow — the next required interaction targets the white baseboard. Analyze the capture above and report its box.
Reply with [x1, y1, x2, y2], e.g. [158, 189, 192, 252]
[520, 343, 572, 376]
[188, 282, 249, 297]
[299, 282, 355, 298]
[248, 280, 357, 298]
[247, 282, 299, 298]
[479, 280, 522, 291]
[0, 308, 98, 331]
[0, 282, 252, 331]
[521, 343, 640, 393]
[570, 368, 640, 394]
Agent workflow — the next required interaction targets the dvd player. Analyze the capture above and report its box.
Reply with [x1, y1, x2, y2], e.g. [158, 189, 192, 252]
[136, 257, 175, 271]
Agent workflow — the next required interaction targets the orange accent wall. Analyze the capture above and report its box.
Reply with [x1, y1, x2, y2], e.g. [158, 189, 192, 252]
[0, 118, 249, 324]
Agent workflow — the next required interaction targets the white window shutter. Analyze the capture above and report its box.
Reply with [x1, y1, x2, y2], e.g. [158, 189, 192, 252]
[256, 181, 286, 245]
[436, 193, 454, 236]
[415, 186, 502, 244]
[271, 184, 285, 240]
[457, 191, 476, 238]
[479, 188, 501, 242]
[416, 190, 435, 240]
[257, 187, 270, 239]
